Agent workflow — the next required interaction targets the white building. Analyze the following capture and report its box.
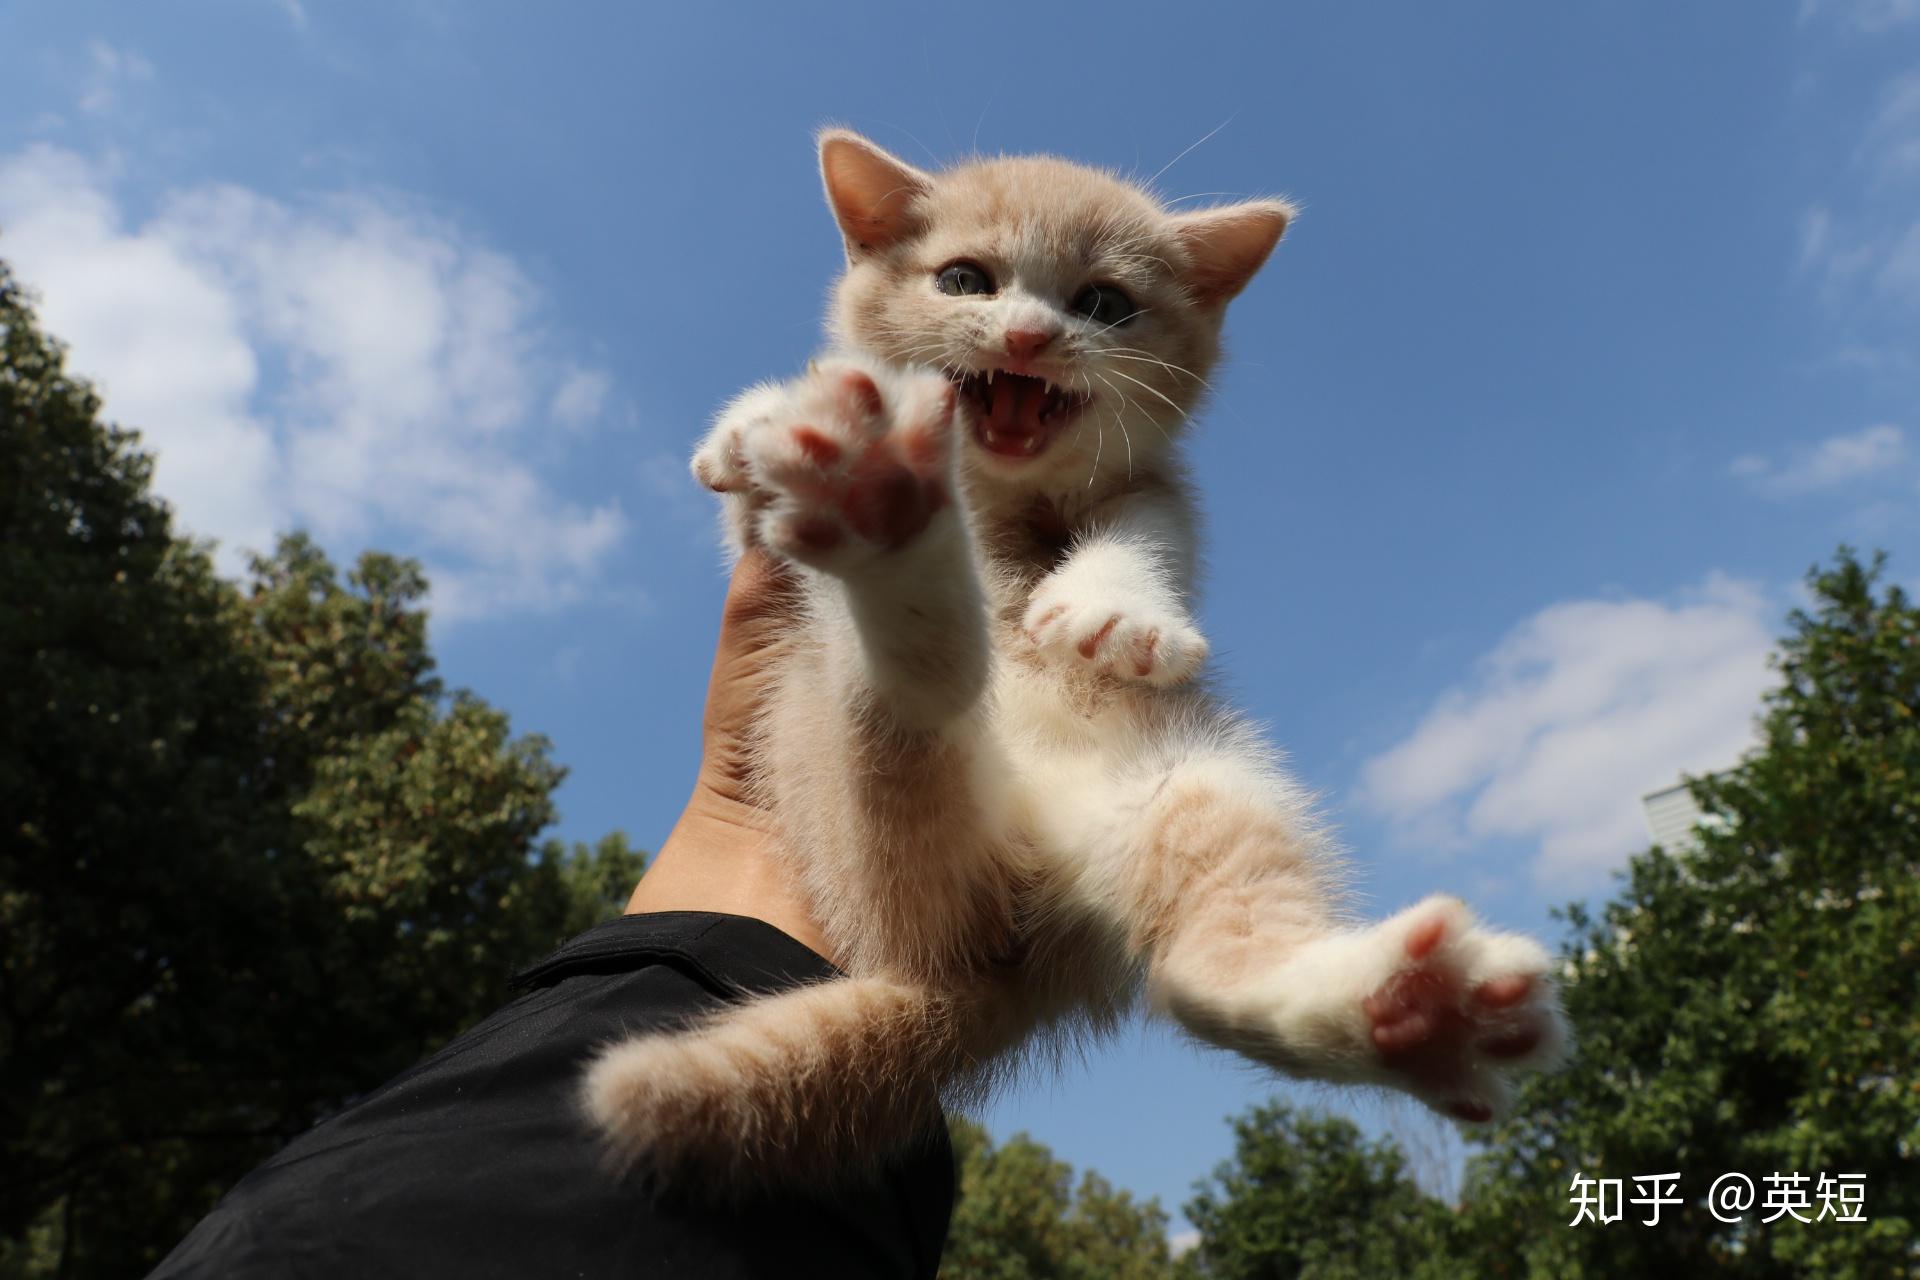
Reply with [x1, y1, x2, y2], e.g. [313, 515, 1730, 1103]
[1641, 778, 1728, 851]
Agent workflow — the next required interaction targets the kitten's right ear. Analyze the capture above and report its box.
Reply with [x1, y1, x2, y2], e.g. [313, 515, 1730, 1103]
[818, 129, 933, 258]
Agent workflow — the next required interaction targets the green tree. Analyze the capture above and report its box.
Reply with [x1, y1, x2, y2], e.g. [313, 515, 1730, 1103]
[0, 262, 643, 1277]
[1456, 549, 1920, 1278]
[942, 1117, 1175, 1279]
[1180, 1102, 1456, 1279]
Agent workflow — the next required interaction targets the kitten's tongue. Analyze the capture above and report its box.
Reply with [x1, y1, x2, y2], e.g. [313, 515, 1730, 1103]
[962, 369, 1083, 458]
[985, 378, 1046, 439]
[975, 374, 1060, 458]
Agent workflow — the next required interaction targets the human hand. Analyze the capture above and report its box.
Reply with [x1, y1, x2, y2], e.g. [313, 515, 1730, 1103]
[623, 549, 833, 962]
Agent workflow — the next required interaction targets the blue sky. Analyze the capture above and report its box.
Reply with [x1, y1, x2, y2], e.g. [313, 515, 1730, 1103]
[5, 0, 1917, 1230]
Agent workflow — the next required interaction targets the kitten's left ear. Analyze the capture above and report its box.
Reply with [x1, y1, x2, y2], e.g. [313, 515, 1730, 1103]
[1170, 200, 1296, 306]
[818, 129, 934, 258]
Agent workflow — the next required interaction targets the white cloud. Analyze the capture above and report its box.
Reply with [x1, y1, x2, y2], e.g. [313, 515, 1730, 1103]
[77, 41, 154, 116]
[1866, 72, 1920, 184]
[1801, 0, 1920, 30]
[1731, 423, 1909, 495]
[1801, 71, 1920, 312]
[1879, 219, 1920, 297]
[1798, 206, 1833, 272]
[550, 363, 612, 429]
[0, 144, 624, 621]
[1358, 575, 1776, 885]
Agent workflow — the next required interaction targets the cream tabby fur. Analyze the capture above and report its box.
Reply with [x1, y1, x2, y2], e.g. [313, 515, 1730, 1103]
[584, 131, 1568, 1188]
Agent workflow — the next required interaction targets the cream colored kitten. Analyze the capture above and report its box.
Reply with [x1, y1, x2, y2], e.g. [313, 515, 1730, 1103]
[585, 131, 1567, 1187]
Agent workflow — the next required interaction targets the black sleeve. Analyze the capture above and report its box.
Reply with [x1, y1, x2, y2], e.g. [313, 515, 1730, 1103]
[148, 912, 955, 1280]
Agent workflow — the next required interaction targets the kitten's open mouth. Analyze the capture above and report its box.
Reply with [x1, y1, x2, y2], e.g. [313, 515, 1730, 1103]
[949, 370, 1090, 460]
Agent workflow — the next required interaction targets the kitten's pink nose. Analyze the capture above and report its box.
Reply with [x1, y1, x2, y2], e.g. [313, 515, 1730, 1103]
[1003, 329, 1055, 362]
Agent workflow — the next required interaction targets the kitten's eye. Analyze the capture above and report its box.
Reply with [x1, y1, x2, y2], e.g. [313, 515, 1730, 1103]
[936, 261, 996, 297]
[1071, 284, 1137, 327]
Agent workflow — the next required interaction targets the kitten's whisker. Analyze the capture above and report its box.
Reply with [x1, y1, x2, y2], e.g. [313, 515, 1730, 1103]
[1086, 374, 1139, 478]
[1147, 112, 1238, 188]
[888, 345, 950, 370]
[1099, 366, 1187, 422]
[1091, 370, 1175, 450]
[1106, 251, 1175, 273]
[1164, 191, 1246, 204]
[1099, 352, 1218, 397]
[1081, 308, 1155, 343]
[1099, 349, 1211, 389]
[1099, 344, 1193, 366]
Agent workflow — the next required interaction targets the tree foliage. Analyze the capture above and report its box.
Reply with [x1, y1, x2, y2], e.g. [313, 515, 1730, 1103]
[0, 262, 643, 1277]
[1180, 1103, 1456, 1279]
[942, 1117, 1175, 1279]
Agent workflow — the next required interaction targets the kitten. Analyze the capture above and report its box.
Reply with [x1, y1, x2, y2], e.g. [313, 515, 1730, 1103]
[584, 131, 1567, 1187]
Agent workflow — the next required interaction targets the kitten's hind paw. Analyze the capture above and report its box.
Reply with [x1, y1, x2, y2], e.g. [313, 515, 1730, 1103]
[1264, 896, 1568, 1123]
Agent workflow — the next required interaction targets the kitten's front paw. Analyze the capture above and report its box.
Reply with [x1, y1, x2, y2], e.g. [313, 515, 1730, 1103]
[1274, 896, 1567, 1122]
[1022, 577, 1208, 684]
[695, 358, 958, 575]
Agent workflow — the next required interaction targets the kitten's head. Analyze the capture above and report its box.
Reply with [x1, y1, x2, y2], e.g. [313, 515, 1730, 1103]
[818, 129, 1291, 490]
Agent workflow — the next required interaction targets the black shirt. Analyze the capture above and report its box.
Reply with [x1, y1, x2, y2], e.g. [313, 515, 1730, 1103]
[149, 912, 956, 1278]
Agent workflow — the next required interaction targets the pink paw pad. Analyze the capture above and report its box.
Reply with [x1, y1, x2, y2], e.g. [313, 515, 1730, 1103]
[834, 369, 885, 422]
[1020, 592, 1208, 685]
[1360, 908, 1555, 1122]
[791, 427, 844, 467]
[1075, 615, 1120, 660]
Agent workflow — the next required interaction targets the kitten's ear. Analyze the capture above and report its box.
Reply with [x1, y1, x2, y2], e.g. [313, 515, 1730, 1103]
[818, 129, 933, 257]
[1170, 200, 1295, 305]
